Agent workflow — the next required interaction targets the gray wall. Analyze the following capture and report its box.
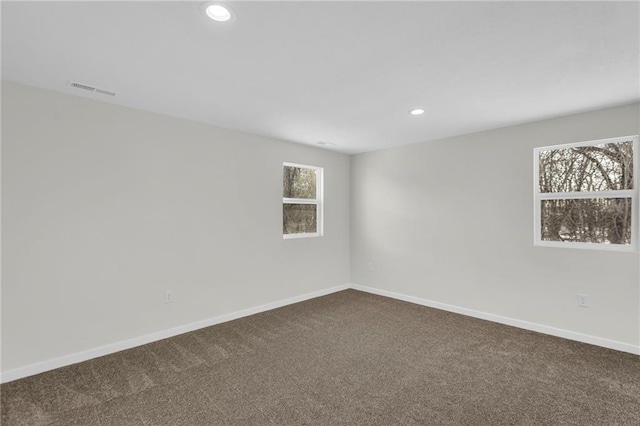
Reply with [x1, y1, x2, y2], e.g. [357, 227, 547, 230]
[1, 82, 351, 372]
[351, 103, 640, 347]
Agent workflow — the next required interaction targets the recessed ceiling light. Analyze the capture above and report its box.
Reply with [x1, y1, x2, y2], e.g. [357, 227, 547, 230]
[204, 3, 235, 22]
[409, 108, 425, 116]
[317, 141, 336, 146]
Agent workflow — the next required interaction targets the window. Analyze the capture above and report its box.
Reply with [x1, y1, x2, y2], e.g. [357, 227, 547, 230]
[283, 163, 323, 239]
[534, 135, 639, 251]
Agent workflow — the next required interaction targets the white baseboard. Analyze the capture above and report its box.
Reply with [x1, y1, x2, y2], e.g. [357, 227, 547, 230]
[3, 282, 637, 383]
[0, 284, 351, 383]
[350, 284, 640, 356]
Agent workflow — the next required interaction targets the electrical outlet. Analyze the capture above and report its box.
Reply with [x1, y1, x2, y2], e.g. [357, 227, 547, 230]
[165, 290, 174, 304]
[367, 262, 374, 272]
[577, 294, 589, 308]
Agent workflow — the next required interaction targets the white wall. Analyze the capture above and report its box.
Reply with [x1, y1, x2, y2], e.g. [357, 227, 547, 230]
[3, 80, 638, 379]
[1, 82, 351, 373]
[351, 103, 640, 349]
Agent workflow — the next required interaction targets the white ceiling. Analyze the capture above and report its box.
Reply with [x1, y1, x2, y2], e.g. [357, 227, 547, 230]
[2, 1, 639, 154]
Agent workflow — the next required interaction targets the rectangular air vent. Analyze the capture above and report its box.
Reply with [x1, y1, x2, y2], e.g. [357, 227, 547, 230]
[95, 88, 116, 96]
[69, 81, 116, 96]
[70, 82, 96, 92]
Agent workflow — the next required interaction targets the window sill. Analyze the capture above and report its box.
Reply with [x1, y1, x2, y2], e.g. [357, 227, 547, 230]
[283, 232, 322, 240]
[534, 240, 637, 252]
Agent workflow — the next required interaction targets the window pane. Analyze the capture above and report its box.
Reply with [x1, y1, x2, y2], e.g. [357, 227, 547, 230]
[283, 166, 317, 199]
[283, 204, 317, 234]
[541, 198, 632, 245]
[539, 141, 633, 193]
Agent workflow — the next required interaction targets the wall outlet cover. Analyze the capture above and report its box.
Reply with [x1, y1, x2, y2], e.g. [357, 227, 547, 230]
[577, 294, 589, 308]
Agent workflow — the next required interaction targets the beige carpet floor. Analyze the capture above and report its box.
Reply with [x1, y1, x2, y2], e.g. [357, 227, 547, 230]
[1, 289, 639, 425]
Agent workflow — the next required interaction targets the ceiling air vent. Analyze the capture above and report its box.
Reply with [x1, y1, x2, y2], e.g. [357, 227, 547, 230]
[95, 88, 116, 96]
[69, 81, 116, 96]
[70, 82, 96, 92]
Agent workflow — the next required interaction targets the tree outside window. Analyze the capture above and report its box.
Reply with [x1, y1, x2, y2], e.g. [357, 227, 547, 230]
[534, 136, 638, 250]
[283, 163, 323, 238]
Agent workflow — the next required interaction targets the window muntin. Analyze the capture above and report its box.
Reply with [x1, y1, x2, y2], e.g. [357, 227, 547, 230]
[534, 136, 638, 251]
[283, 163, 323, 238]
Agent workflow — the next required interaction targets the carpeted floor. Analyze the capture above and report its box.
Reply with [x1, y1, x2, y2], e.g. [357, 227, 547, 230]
[1, 289, 639, 425]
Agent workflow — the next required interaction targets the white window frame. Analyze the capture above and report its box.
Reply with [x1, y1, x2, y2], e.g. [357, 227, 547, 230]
[283, 162, 323, 240]
[533, 135, 639, 252]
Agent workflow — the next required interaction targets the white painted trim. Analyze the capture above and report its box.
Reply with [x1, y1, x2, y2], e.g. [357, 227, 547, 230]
[4, 282, 637, 383]
[282, 162, 323, 172]
[538, 190, 634, 200]
[534, 239, 636, 252]
[283, 232, 322, 240]
[283, 198, 318, 204]
[0, 284, 350, 384]
[350, 284, 640, 356]
[535, 135, 639, 152]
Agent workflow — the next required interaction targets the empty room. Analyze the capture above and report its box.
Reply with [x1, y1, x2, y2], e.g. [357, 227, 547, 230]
[1, 1, 639, 425]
